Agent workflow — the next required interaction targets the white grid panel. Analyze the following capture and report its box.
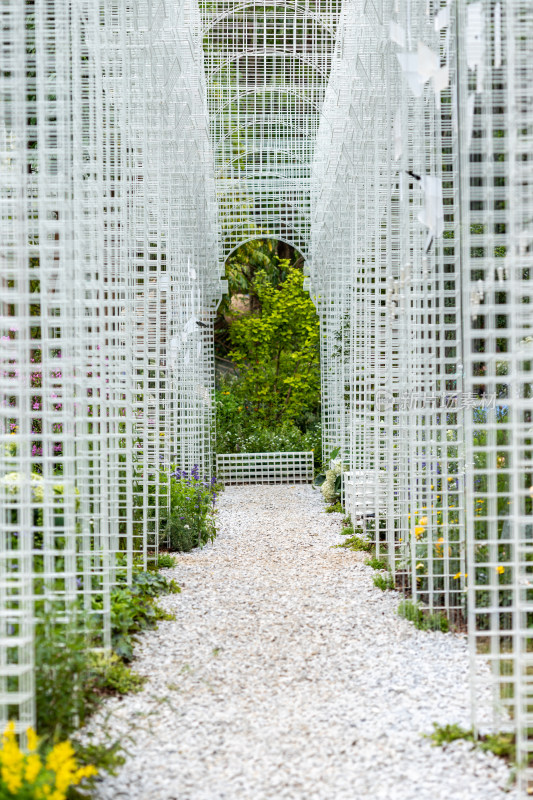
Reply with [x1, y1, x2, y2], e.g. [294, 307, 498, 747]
[200, 0, 341, 262]
[457, 0, 533, 788]
[216, 451, 314, 485]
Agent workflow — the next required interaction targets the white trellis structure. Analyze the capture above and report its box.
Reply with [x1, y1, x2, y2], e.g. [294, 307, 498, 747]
[1, 0, 532, 790]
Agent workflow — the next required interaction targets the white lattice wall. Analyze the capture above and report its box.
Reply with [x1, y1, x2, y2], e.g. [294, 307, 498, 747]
[1, 0, 532, 787]
[216, 452, 314, 485]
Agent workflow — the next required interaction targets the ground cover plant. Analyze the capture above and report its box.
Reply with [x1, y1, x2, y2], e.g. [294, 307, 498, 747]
[427, 723, 517, 766]
[398, 599, 450, 633]
[30, 561, 180, 790]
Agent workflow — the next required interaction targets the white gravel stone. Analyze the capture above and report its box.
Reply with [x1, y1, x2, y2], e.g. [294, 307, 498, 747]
[85, 485, 518, 799]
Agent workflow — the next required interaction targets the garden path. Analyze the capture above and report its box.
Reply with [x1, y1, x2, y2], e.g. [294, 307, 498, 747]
[89, 485, 516, 800]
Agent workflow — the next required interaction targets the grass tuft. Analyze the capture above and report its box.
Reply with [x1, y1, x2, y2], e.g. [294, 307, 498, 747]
[373, 572, 395, 590]
[398, 599, 449, 632]
[365, 557, 388, 570]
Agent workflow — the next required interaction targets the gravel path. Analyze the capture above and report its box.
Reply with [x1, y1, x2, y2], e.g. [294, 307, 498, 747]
[89, 485, 517, 800]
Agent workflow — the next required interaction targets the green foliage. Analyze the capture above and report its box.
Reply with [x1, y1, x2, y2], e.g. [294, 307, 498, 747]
[109, 570, 179, 661]
[74, 740, 126, 781]
[338, 535, 373, 552]
[366, 557, 388, 570]
[90, 652, 146, 694]
[218, 239, 297, 317]
[227, 267, 320, 424]
[34, 564, 179, 780]
[156, 553, 178, 569]
[479, 732, 516, 761]
[373, 572, 396, 591]
[427, 724, 516, 764]
[427, 723, 475, 747]
[159, 467, 218, 552]
[35, 611, 102, 745]
[398, 600, 450, 633]
[325, 502, 344, 514]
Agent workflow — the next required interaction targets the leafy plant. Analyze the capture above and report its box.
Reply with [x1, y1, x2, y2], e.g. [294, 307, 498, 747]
[373, 572, 395, 591]
[90, 653, 146, 695]
[325, 502, 344, 514]
[427, 723, 475, 747]
[35, 610, 102, 745]
[427, 723, 516, 764]
[156, 553, 177, 569]
[398, 600, 450, 633]
[159, 466, 218, 552]
[108, 574, 177, 662]
[338, 535, 373, 552]
[366, 557, 388, 570]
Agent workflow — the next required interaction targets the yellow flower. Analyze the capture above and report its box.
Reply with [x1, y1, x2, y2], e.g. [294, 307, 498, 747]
[74, 765, 98, 782]
[496, 565, 505, 574]
[414, 526, 425, 539]
[238, 406, 242, 411]
[416, 563, 424, 570]
[27, 727, 39, 752]
[25, 753, 42, 783]
[418, 516, 428, 526]
[453, 571, 462, 579]
[1, 722, 24, 793]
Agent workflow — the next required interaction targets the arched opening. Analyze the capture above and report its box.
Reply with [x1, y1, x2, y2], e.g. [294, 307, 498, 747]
[214, 237, 322, 467]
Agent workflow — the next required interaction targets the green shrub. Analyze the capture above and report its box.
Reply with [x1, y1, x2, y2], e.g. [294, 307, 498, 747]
[35, 567, 179, 748]
[226, 267, 320, 424]
[163, 514, 198, 552]
[159, 466, 218, 552]
[156, 553, 177, 569]
[215, 389, 322, 467]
